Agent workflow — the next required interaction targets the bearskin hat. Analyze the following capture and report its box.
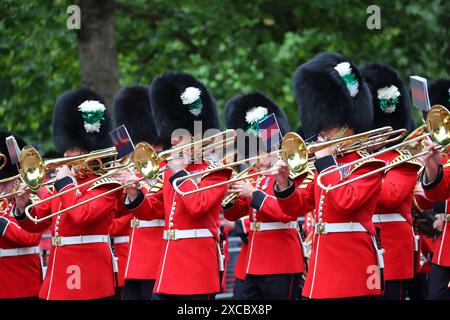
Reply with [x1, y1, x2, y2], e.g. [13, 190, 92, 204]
[224, 91, 290, 135]
[52, 87, 113, 154]
[429, 79, 450, 110]
[149, 72, 220, 148]
[293, 52, 373, 138]
[360, 62, 414, 132]
[113, 85, 160, 146]
[0, 130, 27, 180]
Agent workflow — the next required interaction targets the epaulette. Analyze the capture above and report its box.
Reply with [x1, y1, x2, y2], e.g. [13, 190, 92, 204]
[349, 150, 385, 175]
[87, 177, 121, 191]
[386, 149, 422, 172]
[143, 176, 164, 196]
[297, 170, 315, 190]
[201, 161, 232, 179]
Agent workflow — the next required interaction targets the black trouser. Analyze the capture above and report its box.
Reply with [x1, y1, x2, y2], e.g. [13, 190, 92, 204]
[405, 274, 429, 300]
[152, 293, 216, 300]
[376, 280, 405, 300]
[240, 273, 302, 300]
[233, 279, 246, 300]
[428, 264, 450, 300]
[123, 279, 155, 300]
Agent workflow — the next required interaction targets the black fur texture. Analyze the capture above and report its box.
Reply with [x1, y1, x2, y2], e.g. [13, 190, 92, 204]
[149, 72, 220, 148]
[224, 91, 290, 135]
[113, 85, 160, 145]
[0, 130, 27, 179]
[360, 62, 414, 132]
[293, 52, 373, 137]
[52, 87, 113, 154]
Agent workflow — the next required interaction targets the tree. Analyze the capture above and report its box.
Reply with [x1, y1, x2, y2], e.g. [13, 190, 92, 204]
[76, 0, 120, 105]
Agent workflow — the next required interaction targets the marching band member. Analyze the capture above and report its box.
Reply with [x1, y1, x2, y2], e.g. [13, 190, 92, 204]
[272, 52, 385, 299]
[117, 72, 232, 300]
[0, 130, 43, 299]
[360, 63, 421, 299]
[112, 85, 165, 300]
[222, 92, 308, 300]
[13, 87, 122, 300]
[419, 78, 450, 300]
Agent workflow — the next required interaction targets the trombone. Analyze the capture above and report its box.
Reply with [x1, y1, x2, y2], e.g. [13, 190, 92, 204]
[23, 130, 236, 223]
[0, 153, 7, 170]
[172, 126, 396, 197]
[317, 104, 450, 192]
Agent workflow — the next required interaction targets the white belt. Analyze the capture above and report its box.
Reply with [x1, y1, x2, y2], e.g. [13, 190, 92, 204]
[163, 229, 213, 241]
[131, 219, 165, 229]
[315, 222, 367, 235]
[250, 221, 297, 232]
[52, 235, 109, 247]
[113, 236, 130, 244]
[0, 246, 40, 258]
[372, 213, 406, 223]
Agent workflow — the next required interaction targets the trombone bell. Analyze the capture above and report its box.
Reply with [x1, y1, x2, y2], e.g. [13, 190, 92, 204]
[132, 142, 160, 180]
[281, 132, 308, 174]
[427, 105, 450, 153]
[19, 146, 45, 191]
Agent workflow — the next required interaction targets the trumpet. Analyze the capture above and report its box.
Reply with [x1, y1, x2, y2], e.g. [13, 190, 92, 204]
[172, 126, 397, 197]
[317, 104, 450, 192]
[0, 153, 7, 170]
[23, 129, 236, 223]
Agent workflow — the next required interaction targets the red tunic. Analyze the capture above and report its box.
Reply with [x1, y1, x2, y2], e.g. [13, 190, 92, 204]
[0, 202, 42, 299]
[121, 175, 165, 281]
[15, 175, 121, 300]
[233, 217, 250, 281]
[275, 152, 385, 299]
[224, 172, 310, 275]
[373, 150, 421, 280]
[127, 163, 232, 295]
[109, 209, 132, 288]
[422, 159, 450, 267]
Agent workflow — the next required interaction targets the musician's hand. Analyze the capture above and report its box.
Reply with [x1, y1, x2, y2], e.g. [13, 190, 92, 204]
[229, 181, 256, 198]
[434, 214, 444, 232]
[14, 182, 31, 213]
[115, 171, 140, 201]
[168, 153, 189, 173]
[423, 140, 441, 183]
[55, 165, 75, 181]
[272, 160, 290, 190]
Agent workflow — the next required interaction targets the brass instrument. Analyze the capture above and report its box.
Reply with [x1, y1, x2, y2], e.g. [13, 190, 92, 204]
[221, 165, 257, 207]
[172, 126, 396, 197]
[317, 105, 450, 192]
[22, 130, 236, 223]
[0, 153, 7, 170]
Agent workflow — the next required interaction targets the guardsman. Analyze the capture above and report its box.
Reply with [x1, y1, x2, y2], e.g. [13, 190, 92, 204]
[222, 92, 308, 300]
[0, 130, 43, 299]
[13, 87, 122, 300]
[112, 85, 165, 300]
[419, 78, 450, 300]
[117, 72, 232, 300]
[360, 63, 422, 299]
[272, 52, 385, 299]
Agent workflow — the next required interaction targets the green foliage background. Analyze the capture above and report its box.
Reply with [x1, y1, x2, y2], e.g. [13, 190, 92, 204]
[1, 0, 449, 152]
